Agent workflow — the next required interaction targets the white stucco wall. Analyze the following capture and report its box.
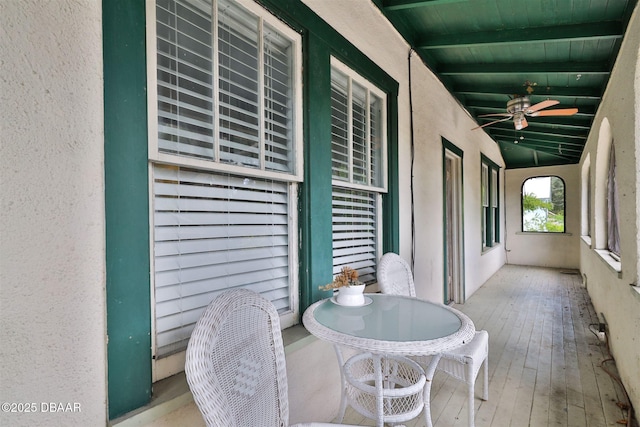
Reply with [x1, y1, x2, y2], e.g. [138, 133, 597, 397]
[0, 1, 107, 426]
[578, 5, 640, 413]
[504, 165, 581, 268]
[302, 0, 506, 304]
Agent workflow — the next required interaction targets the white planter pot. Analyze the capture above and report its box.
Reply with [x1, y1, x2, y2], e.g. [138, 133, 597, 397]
[336, 284, 366, 306]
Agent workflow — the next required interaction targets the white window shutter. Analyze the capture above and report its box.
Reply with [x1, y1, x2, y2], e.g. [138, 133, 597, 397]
[331, 70, 350, 181]
[351, 81, 368, 185]
[263, 22, 295, 173]
[329, 61, 386, 284]
[156, 0, 215, 160]
[331, 187, 377, 284]
[153, 165, 291, 357]
[150, 0, 301, 373]
[156, 0, 297, 175]
[369, 94, 383, 187]
[217, 0, 261, 168]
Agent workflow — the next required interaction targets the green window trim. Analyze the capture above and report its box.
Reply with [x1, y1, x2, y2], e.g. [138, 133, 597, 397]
[481, 154, 500, 249]
[103, 0, 151, 419]
[442, 138, 465, 303]
[104, 0, 399, 419]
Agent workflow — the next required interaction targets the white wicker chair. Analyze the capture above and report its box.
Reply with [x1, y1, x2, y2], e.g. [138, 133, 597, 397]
[436, 330, 489, 427]
[377, 251, 416, 297]
[185, 288, 357, 427]
[377, 252, 489, 427]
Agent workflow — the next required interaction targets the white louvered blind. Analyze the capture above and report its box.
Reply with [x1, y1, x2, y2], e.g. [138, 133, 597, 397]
[156, 0, 296, 174]
[369, 93, 383, 188]
[263, 23, 295, 173]
[330, 61, 386, 284]
[351, 81, 368, 185]
[153, 164, 291, 357]
[151, 0, 300, 362]
[330, 64, 385, 189]
[331, 69, 349, 181]
[332, 188, 378, 284]
[156, 0, 215, 160]
[218, 1, 260, 168]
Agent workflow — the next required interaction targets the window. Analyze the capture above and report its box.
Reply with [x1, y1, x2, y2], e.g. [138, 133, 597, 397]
[150, 0, 301, 378]
[481, 156, 500, 249]
[581, 155, 591, 238]
[330, 59, 387, 283]
[521, 176, 565, 233]
[591, 118, 621, 268]
[153, 0, 302, 178]
[607, 142, 620, 258]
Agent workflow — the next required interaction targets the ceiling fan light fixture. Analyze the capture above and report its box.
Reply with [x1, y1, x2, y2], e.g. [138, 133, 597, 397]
[507, 97, 530, 114]
[514, 112, 525, 130]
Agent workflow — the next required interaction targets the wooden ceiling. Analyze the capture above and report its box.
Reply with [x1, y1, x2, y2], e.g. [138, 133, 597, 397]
[374, 0, 638, 168]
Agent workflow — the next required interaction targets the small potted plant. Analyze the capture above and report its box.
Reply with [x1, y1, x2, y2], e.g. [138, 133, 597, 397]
[320, 266, 366, 306]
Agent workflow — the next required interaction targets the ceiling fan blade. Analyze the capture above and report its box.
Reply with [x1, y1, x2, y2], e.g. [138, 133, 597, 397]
[530, 108, 578, 117]
[471, 116, 513, 130]
[477, 113, 513, 118]
[526, 99, 559, 113]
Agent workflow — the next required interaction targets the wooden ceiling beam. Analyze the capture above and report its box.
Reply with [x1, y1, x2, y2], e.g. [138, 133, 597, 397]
[467, 101, 596, 117]
[492, 134, 586, 150]
[439, 61, 609, 76]
[454, 84, 602, 100]
[477, 116, 591, 131]
[377, 0, 635, 169]
[498, 141, 579, 162]
[382, 0, 467, 12]
[417, 22, 623, 49]
[466, 100, 517, 111]
[489, 127, 587, 143]
[488, 125, 586, 139]
[500, 139, 584, 153]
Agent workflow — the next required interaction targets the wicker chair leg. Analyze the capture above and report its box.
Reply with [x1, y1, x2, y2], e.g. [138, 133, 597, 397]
[482, 356, 489, 401]
[468, 383, 475, 427]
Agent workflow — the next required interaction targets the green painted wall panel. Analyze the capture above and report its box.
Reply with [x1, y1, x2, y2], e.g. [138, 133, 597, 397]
[299, 35, 334, 310]
[383, 93, 400, 254]
[103, 0, 152, 419]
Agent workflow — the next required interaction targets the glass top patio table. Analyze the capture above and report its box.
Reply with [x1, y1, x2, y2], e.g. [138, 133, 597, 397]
[302, 293, 475, 356]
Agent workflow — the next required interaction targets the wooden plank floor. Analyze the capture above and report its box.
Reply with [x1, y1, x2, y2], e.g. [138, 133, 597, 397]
[339, 265, 632, 427]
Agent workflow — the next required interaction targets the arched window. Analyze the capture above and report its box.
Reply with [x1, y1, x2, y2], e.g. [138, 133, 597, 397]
[581, 154, 591, 238]
[521, 176, 565, 233]
[606, 142, 620, 257]
[593, 118, 620, 260]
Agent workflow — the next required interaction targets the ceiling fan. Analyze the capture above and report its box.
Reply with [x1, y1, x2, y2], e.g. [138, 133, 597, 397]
[472, 96, 578, 130]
